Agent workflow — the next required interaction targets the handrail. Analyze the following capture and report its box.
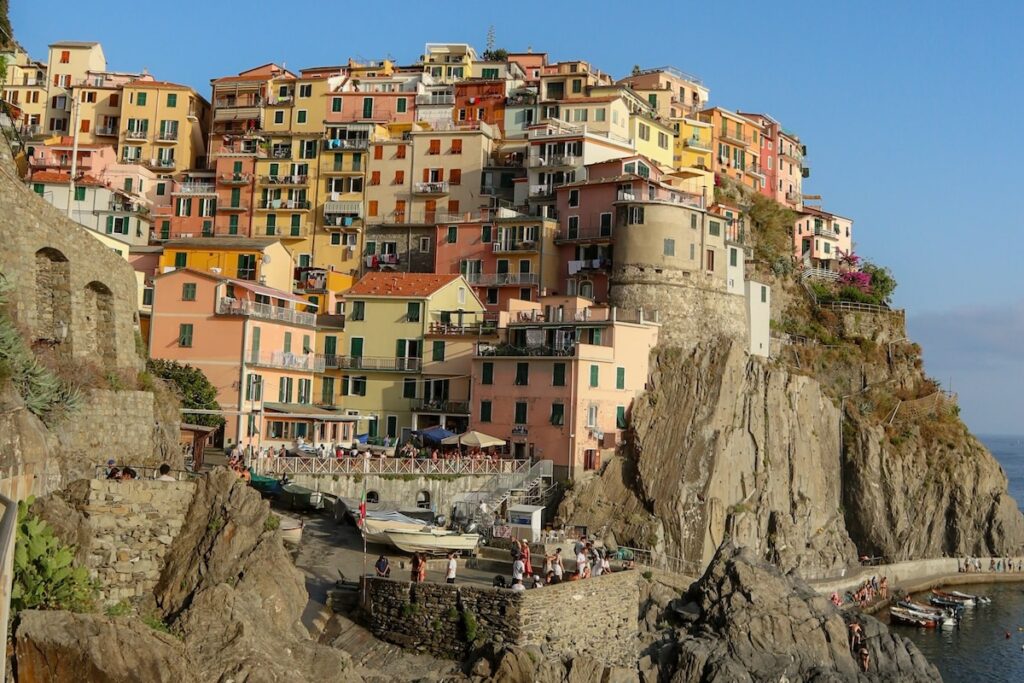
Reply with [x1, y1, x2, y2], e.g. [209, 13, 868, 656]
[616, 545, 702, 576]
[263, 457, 529, 477]
[92, 464, 203, 480]
[0, 490, 19, 682]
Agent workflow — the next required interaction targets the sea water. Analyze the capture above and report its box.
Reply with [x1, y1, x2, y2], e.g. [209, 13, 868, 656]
[898, 436, 1024, 682]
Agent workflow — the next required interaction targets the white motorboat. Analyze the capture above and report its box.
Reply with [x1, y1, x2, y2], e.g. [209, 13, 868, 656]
[362, 516, 433, 544]
[382, 527, 480, 554]
[277, 515, 304, 545]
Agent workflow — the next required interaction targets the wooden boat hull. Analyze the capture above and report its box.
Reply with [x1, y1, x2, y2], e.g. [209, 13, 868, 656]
[889, 606, 937, 628]
[278, 517, 303, 545]
[383, 529, 480, 554]
[362, 518, 430, 545]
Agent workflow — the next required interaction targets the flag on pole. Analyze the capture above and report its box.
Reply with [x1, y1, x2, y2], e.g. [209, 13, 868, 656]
[357, 488, 367, 528]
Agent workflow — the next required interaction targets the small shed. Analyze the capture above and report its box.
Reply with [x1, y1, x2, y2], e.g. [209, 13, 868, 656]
[507, 504, 545, 543]
[180, 423, 217, 471]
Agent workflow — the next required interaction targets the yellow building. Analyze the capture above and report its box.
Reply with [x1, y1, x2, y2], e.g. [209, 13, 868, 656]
[628, 112, 675, 168]
[118, 80, 209, 174]
[673, 117, 712, 172]
[73, 70, 142, 146]
[346, 58, 394, 79]
[339, 273, 485, 439]
[1, 45, 47, 136]
[422, 43, 477, 84]
[318, 122, 375, 279]
[158, 237, 294, 291]
[699, 107, 764, 191]
[44, 41, 106, 136]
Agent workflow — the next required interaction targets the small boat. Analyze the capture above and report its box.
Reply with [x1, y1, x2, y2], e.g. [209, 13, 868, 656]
[248, 471, 282, 495]
[382, 527, 480, 554]
[932, 589, 975, 607]
[362, 512, 436, 545]
[280, 483, 323, 511]
[277, 515, 304, 545]
[948, 590, 990, 604]
[896, 600, 958, 628]
[889, 606, 938, 628]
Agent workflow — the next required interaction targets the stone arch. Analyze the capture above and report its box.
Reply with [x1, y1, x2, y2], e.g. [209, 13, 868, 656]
[34, 247, 72, 346]
[82, 280, 117, 366]
[416, 490, 431, 510]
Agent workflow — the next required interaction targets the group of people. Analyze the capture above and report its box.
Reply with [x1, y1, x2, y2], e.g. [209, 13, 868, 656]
[849, 576, 888, 607]
[227, 452, 252, 482]
[959, 556, 1022, 573]
[848, 621, 870, 672]
[376, 551, 459, 585]
[498, 537, 621, 591]
[105, 460, 177, 482]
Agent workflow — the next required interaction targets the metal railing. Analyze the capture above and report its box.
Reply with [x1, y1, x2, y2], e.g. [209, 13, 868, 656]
[92, 464, 201, 481]
[529, 184, 554, 198]
[616, 545, 702, 577]
[322, 138, 370, 150]
[491, 241, 537, 253]
[157, 130, 179, 141]
[426, 321, 496, 336]
[413, 181, 450, 194]
[412, 399, 470, 414]
[826, 300, 898, 315]
[802, 267, 839, 281]
[683, 136, 711, 150]
[415, 94, 455, 105]
[264, 457, 528, 477]
[321, 355, 422, 372]
[219, 173, 252, 184]
[529, 154, 578, 168]
[125, 129, 148, 140]
[556, 225, 614, 241]
[257, 199, 311, 209]
[216, 297, 316, 326]
[247, 350, 324, 372]
[464, 272, 539, 287]
[453, 459, 553, 521]
[95, 126, 118, 136]
[476, 343, 578, 358]
[173, 183, 216, 195]
[260, 174, 308, 185]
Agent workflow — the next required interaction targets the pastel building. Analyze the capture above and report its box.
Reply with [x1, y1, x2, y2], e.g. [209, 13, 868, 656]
[338, 273, 485, 440]
[1, 45, 48, 136]
[149, 268, 347, 450]
[616, 66, 709, 118]
[777, 130, 806, 208]
[43, 41, 106, 135]
[793, 206, 853, 271]
[157, 237, 294, 292]
[421, 43, 478, 84]
[118, 80, 209, 173]
[698, 107, 764, 191]
[28, 171, 152, 246]
[472, 296, 659, 479]
[27, 136, 116, 178]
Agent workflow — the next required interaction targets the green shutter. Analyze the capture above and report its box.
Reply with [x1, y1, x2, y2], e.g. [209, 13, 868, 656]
[302, 334, 311, 353]
[396, 98, 407, 113]
[616, 406, 627, 429]
[616, 367, 625, 390]
[589, 364, 599, 387]
[233, 161, 243, 173]
[284, 332, 292, 353]
[403, 378, 416, 398]
[332, 98, 341, 112]
[269, 162, 278, 176]
[229, 215, 239, 234]
[480, 400, 492, 423]
[482, 362, 493, 385]
[432, 340, 445, 361]
[447, 226, 457, 243]
[350, 338, 363, 357]
[481, 224, 491, 242]
[551, 403, 564, 426]
[515, 362, 528, 385]
[105, 215, 113, 234]
[514, 402, 527, 423]
[324, 336, 337, 356]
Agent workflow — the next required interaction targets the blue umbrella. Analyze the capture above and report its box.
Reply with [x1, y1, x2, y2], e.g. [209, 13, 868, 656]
[414, 426, 455, 445]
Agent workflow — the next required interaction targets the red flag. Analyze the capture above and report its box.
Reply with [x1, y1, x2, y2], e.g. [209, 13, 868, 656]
[357, 488, 366, 528]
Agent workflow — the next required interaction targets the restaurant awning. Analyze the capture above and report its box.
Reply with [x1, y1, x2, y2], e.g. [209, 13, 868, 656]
[262, 403, 369, 422]
[224, 277, 309, 305]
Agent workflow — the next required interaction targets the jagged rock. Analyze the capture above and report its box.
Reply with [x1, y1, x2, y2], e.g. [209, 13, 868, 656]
[470, 644, 639, 683]
[562, 341, 857, 575]
[29, 479, 92, 565]
[670, 543, 941, 682]
[14, 610, 193, 682]
[154, 469, 361, 682]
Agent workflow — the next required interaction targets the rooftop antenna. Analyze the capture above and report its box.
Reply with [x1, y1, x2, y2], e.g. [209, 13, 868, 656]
[486, 25, 495, 54]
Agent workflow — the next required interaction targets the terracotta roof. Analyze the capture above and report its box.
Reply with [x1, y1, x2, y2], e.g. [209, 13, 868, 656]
[346, 272, 461, 298]
[125, 79, 192, 91]
[28, 171, 105, 187]
[162, 237, 278, 250]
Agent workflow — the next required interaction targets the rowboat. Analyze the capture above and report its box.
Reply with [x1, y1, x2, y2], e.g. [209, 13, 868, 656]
[948, 589, 990, 604]
[889, 606, 938, 628]
[896, 600, 958, 628]
[362, 512, 435, 545]
[932, 589, 975, 607]
[277, 515, 304, 545]
[280, 483, 323, 511]
[248, 472, 282, 495]
[382, 527, 480, 554]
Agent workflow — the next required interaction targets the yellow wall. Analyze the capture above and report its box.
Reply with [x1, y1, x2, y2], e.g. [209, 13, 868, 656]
[158, 241, 293, 291]
[673, 118, 712, 172]
[119, 83, 208, 173]
[629, 114, 675, 167]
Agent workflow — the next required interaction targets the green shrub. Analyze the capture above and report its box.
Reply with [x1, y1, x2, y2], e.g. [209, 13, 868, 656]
[207, 516, 223, 533]
[462, 609, 478, 642]
[263, 514, 280, 532]
[105, 600, 132, 617]
[641, 570, 653, 581]
[142, 613, 172, 634]
[12, 497, 96, 615]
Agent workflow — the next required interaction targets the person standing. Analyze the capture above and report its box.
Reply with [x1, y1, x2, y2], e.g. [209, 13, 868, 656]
[417, 553, 427, 583]
[520, 540, 532, 579]
[445, 552, 458, 584]
[410, 553, 422, 583]
[512, 552, 525, 585]
[552, 548, 564, 582]
[576, 545, 588, 579]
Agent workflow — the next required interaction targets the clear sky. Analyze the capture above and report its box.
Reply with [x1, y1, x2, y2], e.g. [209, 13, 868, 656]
[11, 0, 1022, 434]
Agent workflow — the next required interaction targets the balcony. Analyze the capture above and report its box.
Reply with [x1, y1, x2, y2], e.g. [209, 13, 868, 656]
[719, 129, 752, 146]
[125, 130, 148, 140]
[813, 226, 839, 239]
[413, 181, 450, 195]
[323, 355, 422, 372]
[146, 158, 176, 170]
[219, 203, 249, 212]
[259, 174, 308, 186]
[246, 350, 324, 373]
[491, 240, 538, 253]
[464, 272, 539, 287]
[363, 253, 400, 268]
[324, 201, 363, 227]
[322, 138, 369, 151]
[529, 154, 578, 168]
[107, 199, 148, 214]
[568, 258, 612, 273]
[426, 321, 497, 336]
[555, 225, 613, 243]
[257, 199, 311, 210]
[744, 164, 765, 179]
[785, 191, 801, 204]
[529, 184, 554, 199]
[95, 126, 118, 137]
[476, 342, 577, 358]
[412, 399, 469, 414]
[216, 297, 316, 326]
[683, 136, 710, 152]
[157, 130, 179, 143]
[217, 141, 265, 157]
[415, 94, 455, 105]
[616, 189, 636, 202]
[171, 183, 216, 195]
[219, 173, 252, 184]
[779, 146, 803, 162]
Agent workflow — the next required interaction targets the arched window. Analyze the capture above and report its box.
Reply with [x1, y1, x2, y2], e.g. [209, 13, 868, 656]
[83, 281, 116, 365]
[365, 490, 380, 504]
[416, 490, 431, 510]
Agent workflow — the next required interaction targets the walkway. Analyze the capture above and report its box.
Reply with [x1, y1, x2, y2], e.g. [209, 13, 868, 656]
[263, 456, 529, 477]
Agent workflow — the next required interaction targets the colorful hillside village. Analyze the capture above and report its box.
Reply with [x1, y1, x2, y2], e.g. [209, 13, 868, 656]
[4, 40, 856, 480]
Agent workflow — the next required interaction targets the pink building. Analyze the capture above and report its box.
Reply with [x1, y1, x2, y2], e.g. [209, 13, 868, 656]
[793, 206, 853, 271]
[471, 296, 659, 480]
[149, 268, 355, 451]
[26, 137, 116, 178]
[325, 87, 417, 125]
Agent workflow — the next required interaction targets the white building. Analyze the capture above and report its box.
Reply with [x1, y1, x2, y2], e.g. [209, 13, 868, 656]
[28, 172, 152, 247]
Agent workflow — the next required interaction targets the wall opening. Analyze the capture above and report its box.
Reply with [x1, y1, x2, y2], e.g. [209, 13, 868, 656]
[416, 490, 431, 509]
[34, 247, 71, 346]
[83, 280, 116, 366]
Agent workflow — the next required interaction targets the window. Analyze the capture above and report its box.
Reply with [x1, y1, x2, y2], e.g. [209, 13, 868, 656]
[350, 301, 365, 320]
[480, 400, 492, 423]
[331, 97, 342, 112]
[628, 206, 645, 224]
[274, 111, 284, 124]
[568, 189, 579, 207]
[515, 362, 529, 386]
[482, 68, 499, 79]
[178, 324, 193, 347]
[571, 79, 582, 94]
[550, 403, 565, 426]
[173, 252, 187, 268]
[638, 123, 650, 141]
[403, 378, 417, 399]
[278, 377, 293, 403]
[181, 283, 196, 301]
[428, 139, 441, 155]
[709, 220, 721, 237]
[663, 238, 675, 256]
[393, 170, 405, 184]
[419, 236, 431, 253]
[370, 171, 380, 186]
[396, 97, 407, 113]
[552, 363, 566, 386]
[432, 340, 445, 362]
[137, 92, 147, 106]
[514, 401, 527, 424]
[730, 248, 738, 267]
[706, 249, 715, 271]
[761, 285, 767, 303]
[73, 186, 85, 201]
[486, 288, 498, 305]
[368, 200, 378, 217]
[616, 406, 627, 429]
[658, 132, 669, 149]
[395, 145, 406, 159]
[351, 377, 367, 396]
[589, 364, 599, 387]
[297, 110, 307, 124]
[60, 50, 70, 63]
[595, 108, 606, 122]
[406, 302, 420, 322]
[167, 93, 177, 107]
[482, 362, 494, 385]
[450, 168, 461, 185]
[142, 288, 154, 306]
[298, 379, 311, 404]
[299, 84, 312, 98]
[447, 226, 458, 243]
[616, 366, 625, 390]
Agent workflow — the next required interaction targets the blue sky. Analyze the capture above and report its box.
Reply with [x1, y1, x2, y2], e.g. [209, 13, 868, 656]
[11, 1, 1022, 433]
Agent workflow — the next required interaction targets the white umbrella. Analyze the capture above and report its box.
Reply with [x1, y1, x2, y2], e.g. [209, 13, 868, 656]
[440, 430, 506, 448]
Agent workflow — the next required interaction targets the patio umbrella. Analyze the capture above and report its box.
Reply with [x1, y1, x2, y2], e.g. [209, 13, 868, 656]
[440, 430, 506, 448]
[414, 426, 455, 446]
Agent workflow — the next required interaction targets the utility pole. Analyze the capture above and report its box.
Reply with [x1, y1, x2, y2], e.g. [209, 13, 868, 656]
[65, 85, 80, 219]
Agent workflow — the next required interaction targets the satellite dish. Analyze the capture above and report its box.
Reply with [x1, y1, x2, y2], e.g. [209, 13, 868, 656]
[263, 254, 271, 263]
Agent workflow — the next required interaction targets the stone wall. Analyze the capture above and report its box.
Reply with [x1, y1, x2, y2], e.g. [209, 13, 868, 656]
[0, 139, 142, 372]
[363, 570, 639, 664]
[40, 389, 181, 492]
[292, 472, 499, 518]
[73, 479, 196, 604]
[837, 309, 906, 343]
[364, 576, 519, 659]
[610, 268, 748, 348]
[364, 225, 435, 273]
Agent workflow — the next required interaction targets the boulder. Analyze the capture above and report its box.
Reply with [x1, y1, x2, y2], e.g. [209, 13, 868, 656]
[670, 543, 941, 682]
[14, 610, 193, 683]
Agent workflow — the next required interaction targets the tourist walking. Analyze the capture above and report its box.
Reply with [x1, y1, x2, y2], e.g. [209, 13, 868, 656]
[410, 553, 422, 583]
[550, 548, 564, 582]
[417, 553, 427, 583]
[445, 552, 457, 584]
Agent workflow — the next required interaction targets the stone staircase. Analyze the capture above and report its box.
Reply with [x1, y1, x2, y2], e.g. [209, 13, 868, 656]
[451, 459, 553, 523]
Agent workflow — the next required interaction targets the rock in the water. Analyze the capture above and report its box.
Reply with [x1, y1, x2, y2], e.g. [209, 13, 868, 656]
[14, 610, 193, 683]
[671, 543, 941, 682]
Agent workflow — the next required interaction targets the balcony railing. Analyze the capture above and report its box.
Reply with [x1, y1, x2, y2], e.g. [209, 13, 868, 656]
[464, 272, 539, 287]
[785, 191, 801, 203]
[529, 154, 578, 168]
[217, 141, 264, 157]
[95, 126, 118, 137]
[568, 258, 611, 272]
[364, 253, 400, 268]
[813, 226, 840, 239]
[321, 355, 422, 371]
[263, 457, 528, 477]
[125, 129, 148, 140]
[216, 297, 316, 326]
[157, 130, 179, 141]
[247, 350, 324, 372]
[683, 136, 710, 151]
[413, 181, 450, 195]
[324, 201, 363, 221]
[260, 174, 308, 185]
[415, 94, 455, 105]
[219, 173, 252, 184]
[107, 199, 148, 214]
[147, 158, 176, 169]
[412, 399, 470, 414]
[719, 130, 753, 146]
[556, 225, 613, 242]
[491, 241, 538, 253]
[173, 183, 216, 195]
[257, 199, 311, 210]
[476, 342, 577, 358]
[745, 164, 765, 177]
[426, 321, 497, 336]
[323, 138, 369, 151]
[529, 184, 554, 198]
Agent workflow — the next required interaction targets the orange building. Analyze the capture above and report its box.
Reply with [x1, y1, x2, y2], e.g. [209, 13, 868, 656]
[698, 107, 764, 192]
[453, 80, 507, 135]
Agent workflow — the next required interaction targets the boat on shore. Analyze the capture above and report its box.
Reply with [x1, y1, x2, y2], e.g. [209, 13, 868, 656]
[362, 512, 437, 544]
[948, 589, 991, 604]
[932, 589, 976, 607]
[277, 514, 304, 545]
[890, 605, 940, 628]
[382, 527, 480, 554]
[895, 600, 958, 628]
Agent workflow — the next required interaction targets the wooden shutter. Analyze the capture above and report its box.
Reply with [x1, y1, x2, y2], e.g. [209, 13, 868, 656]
[422, 168, 430, 182]
[450, 169, 461, 185]
[373, 145, 383, 160]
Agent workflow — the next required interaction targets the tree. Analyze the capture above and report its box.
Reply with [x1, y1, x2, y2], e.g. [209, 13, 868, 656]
[482, 48, 508, 62]
[146, 358, 224, 428]
[0, 0, 12, 49]
[861, 261, 898, 305]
